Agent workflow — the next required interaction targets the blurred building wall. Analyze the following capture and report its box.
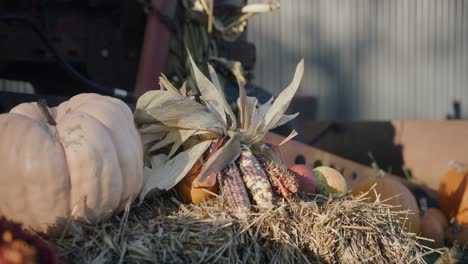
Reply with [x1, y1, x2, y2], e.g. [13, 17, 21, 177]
[247, 0, 468, 120]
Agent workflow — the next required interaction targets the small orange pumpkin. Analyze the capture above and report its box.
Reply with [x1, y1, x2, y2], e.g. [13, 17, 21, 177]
[438, 164, 468, 224]
[351, 176, 420, 234]
[177, 161, 218, 204]
[445, 224, 468, 246]
[426, 208, 449, 230]
[288, 165, 317, 194]
[420, 208, 448, 246]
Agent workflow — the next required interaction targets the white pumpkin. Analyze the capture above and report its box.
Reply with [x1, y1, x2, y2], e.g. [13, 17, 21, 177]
[0, 93, 143, 234]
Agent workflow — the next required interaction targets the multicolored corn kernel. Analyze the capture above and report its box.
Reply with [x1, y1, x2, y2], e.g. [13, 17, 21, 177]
[217, 163, 251, 219]
[237, 148, 275, 208]
[256, 155, 299, 196]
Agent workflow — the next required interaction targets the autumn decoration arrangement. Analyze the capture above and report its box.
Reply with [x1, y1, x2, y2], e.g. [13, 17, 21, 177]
[134, 53, 306, 216]
[0, 55, 466, 263]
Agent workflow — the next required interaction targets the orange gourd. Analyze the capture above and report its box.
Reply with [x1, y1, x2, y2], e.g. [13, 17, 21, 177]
[288, 165, 317, 194]
[0, 94, 144, 234]
[438, 165, 468, 224]
[420, 208, 448, 246]
[445, 224, 468, 246]
[351, 176, 420, 234]
[426, 208, 449, 229]
[177, 161, 218, 204]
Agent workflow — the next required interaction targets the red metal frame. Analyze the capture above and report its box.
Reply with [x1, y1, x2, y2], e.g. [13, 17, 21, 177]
[133, 0, 177, 97]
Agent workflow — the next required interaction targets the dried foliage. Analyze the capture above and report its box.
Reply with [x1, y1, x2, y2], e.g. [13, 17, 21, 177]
[47, 189, 435, 264]
[134, 50, 304, 203]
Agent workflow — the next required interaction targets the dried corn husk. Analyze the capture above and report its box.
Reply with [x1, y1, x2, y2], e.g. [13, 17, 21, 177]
[135, 90, 224, 135]
[135, 49, 304, 204]
[139, 140, 212, 203]
[166, 0, 279, 90]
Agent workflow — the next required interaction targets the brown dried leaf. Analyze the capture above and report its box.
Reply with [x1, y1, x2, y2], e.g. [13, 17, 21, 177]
[193, 131, 241, 187]
[244, 96, 258, 133]
[134, 90, 224, 135]
[168, 129, 198, 158]
[262, 59, 304, 132]
[237, 79, 248, 130]
[159, 74, 180, 95]
[274, 112, 300, 129]
[208, 64, 237, 130]
[180, 82, 188, 96]
[188, 52, 230, 133]
[148, 129, 197, 156]
[139, 140, 212, 203]
[250, 97, 273, 138]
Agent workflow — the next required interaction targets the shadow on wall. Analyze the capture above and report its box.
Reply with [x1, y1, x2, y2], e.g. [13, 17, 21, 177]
[248, 1, 379, 121]
[299, 121, 405, 175]
[248, 0, 468, 120]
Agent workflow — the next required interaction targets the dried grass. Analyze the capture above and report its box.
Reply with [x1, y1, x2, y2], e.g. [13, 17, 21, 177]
[46, 189, 436, 264]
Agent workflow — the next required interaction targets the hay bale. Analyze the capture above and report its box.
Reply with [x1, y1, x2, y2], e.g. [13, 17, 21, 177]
[47, 191, 433, 264]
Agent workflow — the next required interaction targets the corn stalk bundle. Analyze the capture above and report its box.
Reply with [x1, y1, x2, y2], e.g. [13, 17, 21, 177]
[134, 51, 304, 218]
[165, 0, 279, 91]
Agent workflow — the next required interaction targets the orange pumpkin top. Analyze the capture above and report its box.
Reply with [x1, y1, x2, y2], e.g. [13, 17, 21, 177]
[438, 166, 468, 225]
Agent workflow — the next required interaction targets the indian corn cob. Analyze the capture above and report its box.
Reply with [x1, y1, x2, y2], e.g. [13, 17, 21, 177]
[257, 157, 291, 198]
[237, 147, 275, 208]
[217, 162, 251, 219]
[256, 155, 299, 197]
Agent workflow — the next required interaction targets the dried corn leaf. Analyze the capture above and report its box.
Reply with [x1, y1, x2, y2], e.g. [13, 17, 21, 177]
[141, 133, 164, 147]
[134, 90, 224, 135]
[139, 124, 169, 134]
[237, 80, 247, 130]
[262, 60, 304, 133]
[274, 112, 300, 129]
[208, 64, 237, 130]
[188, 52, 232, 134]
[250, 97, 273, 137]
[244, 96, 258, 133]
[180, 82, 188, 96]
[139, 124, 170, 147]
[244, 96, 261, 137]
[159, 74, 180, 95]
[148, 128, 196, 155]
[193, 131, 241, 187]
[168, 129, 197, 157]
[139, 140, 212, 203]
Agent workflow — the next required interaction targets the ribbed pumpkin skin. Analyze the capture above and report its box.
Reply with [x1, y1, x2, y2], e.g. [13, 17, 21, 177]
[351, 177, 420, 234]
[0, 93, 143, 234]
[438, 168, 468, 224]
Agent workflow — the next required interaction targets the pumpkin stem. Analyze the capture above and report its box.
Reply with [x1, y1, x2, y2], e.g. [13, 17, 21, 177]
[37, 99, 57, 126]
